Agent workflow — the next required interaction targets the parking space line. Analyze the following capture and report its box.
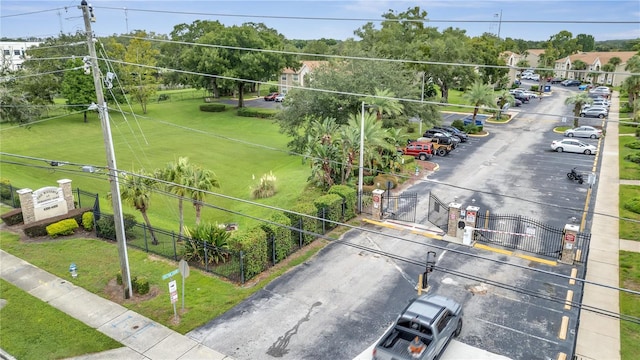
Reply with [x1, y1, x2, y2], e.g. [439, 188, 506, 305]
[558, 352, 567, 360]
[569, 268, 578, 285]
[558, 316, 569, 340]
[564, 290, 574, 310]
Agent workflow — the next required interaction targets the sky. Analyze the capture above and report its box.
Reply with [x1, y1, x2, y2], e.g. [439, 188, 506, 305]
[1, 1, 639, 42]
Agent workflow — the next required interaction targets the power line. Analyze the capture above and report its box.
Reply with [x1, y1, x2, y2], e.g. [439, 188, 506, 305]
[94, 6, 640, 25]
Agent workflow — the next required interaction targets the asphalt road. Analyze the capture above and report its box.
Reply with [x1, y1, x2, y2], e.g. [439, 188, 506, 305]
[188, 83, 599, 360]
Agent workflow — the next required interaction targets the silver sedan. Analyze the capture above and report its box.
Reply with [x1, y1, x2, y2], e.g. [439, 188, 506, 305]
[564, 126, 603, 139]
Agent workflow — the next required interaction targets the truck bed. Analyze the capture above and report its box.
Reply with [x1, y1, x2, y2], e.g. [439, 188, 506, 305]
[379, 328, 432, 358]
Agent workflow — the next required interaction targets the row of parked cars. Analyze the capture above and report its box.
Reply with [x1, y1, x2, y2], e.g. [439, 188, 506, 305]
[551, 125, 603, 155]
[401, 125, 469, 159]
[264, 92, 285, 102]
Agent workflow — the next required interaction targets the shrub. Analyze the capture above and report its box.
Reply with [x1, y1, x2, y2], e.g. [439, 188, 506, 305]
[363, 176, 375, 186]
[82, 212, 94, 231]
[182, 223, 231, 265]
[116, 272, 123, 285]
[0, 178, 12, 200]
[132, 276, 150, 295]
[328, 185, 357, 221]
[373, 174, 398, 189]
[46, 219, 79, 237]
[251, 171, 277, 199]
[636, 128, 640, 137]
[286, 202, 319, 246]
[625, 141, 640, 150]
[237, 107, 274, 119]
[530, 85, 539, 92]
[96, 213, 137, 240]
[0, 209, 23, 226]
[229, 227, 268, 280]
[157, 94, 170, 102]
[464, 124, 482, 134]
[268, 85, 278, 93]
[625, 153, 640, 164]
[624, 197, 640, 214]
[261, 213, 293, 263]
[199, 104, 226, 112]
[451, 119, 465, 131]
[314, 193, 343, 231]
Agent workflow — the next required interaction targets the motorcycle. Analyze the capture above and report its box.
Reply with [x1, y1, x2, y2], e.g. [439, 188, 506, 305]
[567, 168, 584, 184]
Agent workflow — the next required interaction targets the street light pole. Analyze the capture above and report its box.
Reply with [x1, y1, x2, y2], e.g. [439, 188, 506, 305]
[497, 10, 503, 39]
[358, 101, 365, 213]
[420, 72, 425, 135]
[80, 1, 132, 299]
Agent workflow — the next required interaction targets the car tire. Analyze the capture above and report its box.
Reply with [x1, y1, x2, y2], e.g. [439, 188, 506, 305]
[454, 318, 463, 337]
[580, 113, 586, 117]
[567, 133, 574, 137]
[567, 172, 575, 180]
[437, 148, 447, 156]
[556, 147, 563, 152]
[590, 134, 597, 139]
[419, 154, 428, 161]
[584, 150, 592, 155]
[598, 114, 605, 119]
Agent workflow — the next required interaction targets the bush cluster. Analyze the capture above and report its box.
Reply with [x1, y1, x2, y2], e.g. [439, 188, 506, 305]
[0, 209, 23, 226]
[624, 197, 640, 214]
[237, 107, 274, 119]
[624, 141, 640, 150]
[115, 272, 150, 295]
[95, 213, 137, 240]
[625, 153, 640, 164]
[82, 212, 94, 231]
[199, 104, 226, 112]
[46, 219, 79, 237]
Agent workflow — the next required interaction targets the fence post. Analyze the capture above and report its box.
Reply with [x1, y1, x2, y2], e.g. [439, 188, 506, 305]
[298, 218, 303, 247]
[240, 251, 245, 284]
[172, 232, 178, 261]
[76, 188, 81, 208]
[143, 223, 149, 252]
[321, 207, 326, 234]
[204, 240, 209, 271]
[271, 235, 276, 264]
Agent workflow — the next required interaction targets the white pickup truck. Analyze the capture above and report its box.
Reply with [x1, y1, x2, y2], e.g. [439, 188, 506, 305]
[372, 294, 463, 360]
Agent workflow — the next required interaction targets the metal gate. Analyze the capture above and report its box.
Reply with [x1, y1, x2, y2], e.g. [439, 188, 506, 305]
[382, 192, 418, 223]
[474, 213, 591, 262]
[428, 192, 449, 232]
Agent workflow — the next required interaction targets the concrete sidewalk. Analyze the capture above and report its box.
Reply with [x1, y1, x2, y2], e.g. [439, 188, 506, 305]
[0, 250, 232, 360]
[574, 93, 622, 360]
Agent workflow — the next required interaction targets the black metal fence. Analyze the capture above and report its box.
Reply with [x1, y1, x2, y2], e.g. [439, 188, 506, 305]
[428, 192, 449, 232]
[475, 213, 591, 262]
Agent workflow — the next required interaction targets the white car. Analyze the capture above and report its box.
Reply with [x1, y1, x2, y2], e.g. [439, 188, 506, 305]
[529, 74, 540, 81]
[564, 126, 603, 139]
[551, 139, 597, 155]
[583, 100, 610, 109]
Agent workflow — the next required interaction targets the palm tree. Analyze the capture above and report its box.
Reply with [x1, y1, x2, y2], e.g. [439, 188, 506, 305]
[572, 60, 587, 81]
[188, 166, 220, 225]
[624, 56, 640, 109]
[463, 80, 495, 121]
[601, 63, 615, 85]
[347, 111, 395, 176]
[496, 90, 516, 120]
[608, 57, 622, 85]
[111, 169, 159, 245]
[565, 92, 593, 127]
[303, 117, 342, 188]
[363, 88, 403, 120]
[156, 157, 192, 240]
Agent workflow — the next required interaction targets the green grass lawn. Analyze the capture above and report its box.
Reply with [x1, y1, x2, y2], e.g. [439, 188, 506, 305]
[618, 136, 640, 180]
[0, 231, 324, 335]
[619, 185, 640, 240]
[619, 251, 640, 360]
[0, 98, 310, 231]
[0, 278, 122, 360]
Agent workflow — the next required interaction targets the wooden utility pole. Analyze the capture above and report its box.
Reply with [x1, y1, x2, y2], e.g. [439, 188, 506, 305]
[80, 1, 132, 298]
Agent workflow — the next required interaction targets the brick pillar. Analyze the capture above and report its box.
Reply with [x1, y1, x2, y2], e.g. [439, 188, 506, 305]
[57, 179, 74, 210]
[446, 202, 462, 237]
[17, 188, 35, 225]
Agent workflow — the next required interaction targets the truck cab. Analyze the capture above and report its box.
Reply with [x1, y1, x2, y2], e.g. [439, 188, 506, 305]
[372, 294, 463, 360]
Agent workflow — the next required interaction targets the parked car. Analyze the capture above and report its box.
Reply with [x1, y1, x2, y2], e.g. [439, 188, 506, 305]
[580, 106, 608, 118]
[274, 94, 285, 102]
[529, 74, 540, 81]
[547, 77, 563, 84]
[551, 139, 598, 155]
[578, 84, 591, 91]
[401, 142, 434, 161]
[564, 126, 603, 139]
[264, 92, 279, 101]
[589, 86, 611, 97]
[433, 125, 469, 142]
[561, 79, 581, 86]
[422, 129, 460, 148]
[583, 99, 610, 109]
[512, 92, 531, 103]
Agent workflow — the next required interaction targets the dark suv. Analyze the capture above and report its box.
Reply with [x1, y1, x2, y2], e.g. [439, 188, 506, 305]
[422, 129, 459, 148]
[433, 125, 468, 142]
